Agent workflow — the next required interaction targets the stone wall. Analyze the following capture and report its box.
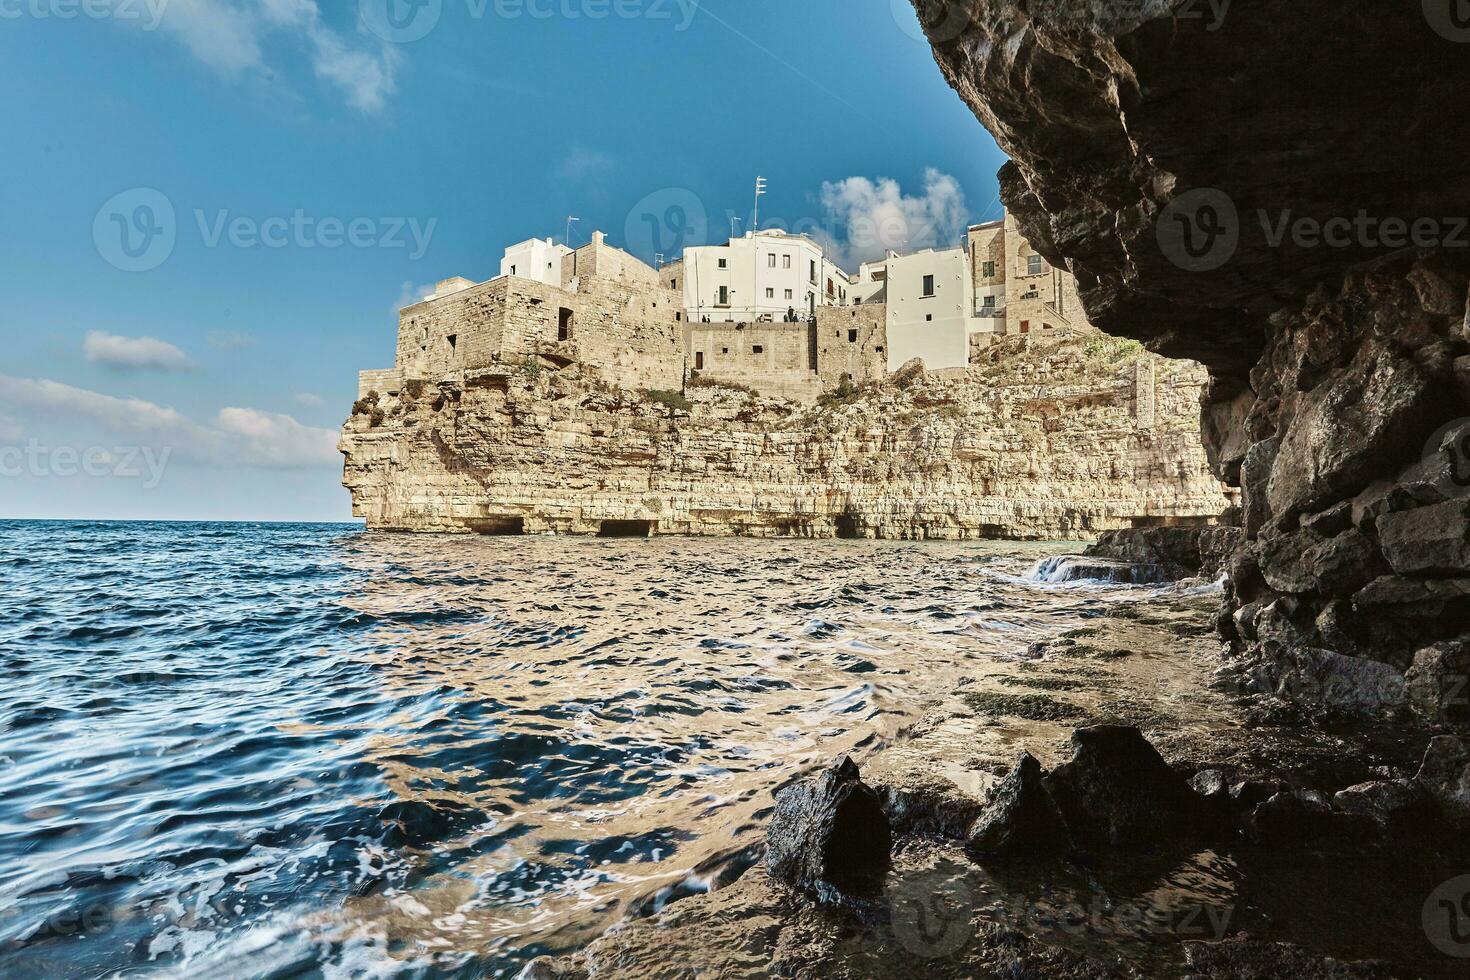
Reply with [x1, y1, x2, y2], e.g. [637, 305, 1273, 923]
[341, 334, 1231, 540]
[685, 321, 821, 403]
[815, 305, 887, 388]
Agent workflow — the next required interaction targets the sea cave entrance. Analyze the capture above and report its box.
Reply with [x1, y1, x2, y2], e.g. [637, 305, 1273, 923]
[597, 519, 655, 538]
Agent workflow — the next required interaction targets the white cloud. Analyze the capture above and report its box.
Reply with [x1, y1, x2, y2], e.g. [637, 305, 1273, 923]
[0, 412, 24, 443]
[216, 407, 339, 467]
[0, 374, 339, 469]
[84, 331, 195, 371]
[395, 279, 437, 313]
[125, 0, 398, 113]
[294, 392, 325, 407]
[557, 148, 615, 185]
[819, 169, 970, 268]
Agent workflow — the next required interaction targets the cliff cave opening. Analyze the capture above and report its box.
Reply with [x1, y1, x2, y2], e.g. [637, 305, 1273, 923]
[464, 517, 526, 536]
[597, 519, 655, 538]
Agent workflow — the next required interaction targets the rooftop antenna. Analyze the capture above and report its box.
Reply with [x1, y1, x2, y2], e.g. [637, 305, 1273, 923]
[654, 252, 665, 269]
[565, 215, 580, 246]
[753, 176, 767, 234]
[729, 215, 741, 241]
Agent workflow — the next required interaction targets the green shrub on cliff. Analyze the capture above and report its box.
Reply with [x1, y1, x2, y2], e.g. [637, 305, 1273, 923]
[817, 377, 860, 408]
[644, 388, 692, 413]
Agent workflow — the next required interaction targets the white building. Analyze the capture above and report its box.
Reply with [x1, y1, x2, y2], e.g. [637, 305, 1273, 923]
[682, 230, 848, 322]
[882, 246, 981, 371]
[849, 253, 894, 306]
[500, 237, 572, 287]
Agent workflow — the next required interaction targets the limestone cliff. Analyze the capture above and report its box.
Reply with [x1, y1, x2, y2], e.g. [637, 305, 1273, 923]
[914, 0, 1470, 723]
[340, 335, 1230, 540]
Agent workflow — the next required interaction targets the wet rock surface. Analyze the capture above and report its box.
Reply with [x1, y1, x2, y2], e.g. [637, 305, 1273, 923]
[765, 756, 892, 899]
[1045, 725, 1210, 849]
[537, 590, 1468, 979]
[1085, 526, 1244, 582]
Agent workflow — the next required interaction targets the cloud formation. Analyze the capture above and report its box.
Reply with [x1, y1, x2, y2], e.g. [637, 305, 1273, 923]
[84, 331, 195, 371]
[819, 169, 970, 268]
[121, 0, 399, 113]
[557, 148, 616, 185]
[0, 374, 339, 469]
[294, 392, 325, 407]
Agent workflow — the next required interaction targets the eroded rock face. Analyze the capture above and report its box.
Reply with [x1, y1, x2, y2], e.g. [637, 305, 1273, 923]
[915, 1, 1470, 709]
[766, 757, 891, 897]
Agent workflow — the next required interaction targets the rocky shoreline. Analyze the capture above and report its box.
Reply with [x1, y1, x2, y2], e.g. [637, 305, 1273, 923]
[527, 559, 1469, 979]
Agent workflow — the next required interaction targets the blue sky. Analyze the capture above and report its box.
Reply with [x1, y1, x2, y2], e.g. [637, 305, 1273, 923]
[0, 0, 1006, 522]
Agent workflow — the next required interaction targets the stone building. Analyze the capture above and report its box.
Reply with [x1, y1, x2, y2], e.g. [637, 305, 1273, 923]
[361, 207, 1100, 410]
[367, 231, 686, 399]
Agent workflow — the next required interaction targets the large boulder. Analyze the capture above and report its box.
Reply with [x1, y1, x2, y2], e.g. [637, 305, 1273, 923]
[1084, 525, 1243, 581]
[1415, 736, 1470, 822]
[766, 756, 891, 896]
[1405, 637, 1470, 727]
[1377, 498, 1470, 576]
[1044, 725, 1207, 849]
[965, 752, 1071, 857]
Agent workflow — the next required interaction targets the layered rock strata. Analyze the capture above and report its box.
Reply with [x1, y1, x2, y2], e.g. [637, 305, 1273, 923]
[340, 336, 1230, 540]
[915, 0, 1470, 722]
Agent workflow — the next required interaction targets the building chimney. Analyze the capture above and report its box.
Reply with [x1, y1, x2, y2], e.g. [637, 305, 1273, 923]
[592, 230, 606, 247]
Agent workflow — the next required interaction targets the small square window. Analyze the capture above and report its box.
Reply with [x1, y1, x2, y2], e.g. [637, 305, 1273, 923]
[848, 329, 858, 342]
[784, 289, 793, 299]
[722, 347, 729, 354]
[783, 255, 792, 269]
[753, 345, 764, 354]
[718, 258, 728, 269]
[982, 260, 996, 278]
[925, 314, 933, 322]
[766, 288, 775, 299]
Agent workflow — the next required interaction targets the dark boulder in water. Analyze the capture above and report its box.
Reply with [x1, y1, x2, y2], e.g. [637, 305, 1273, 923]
[966, 752, 1071, 858]
[1044, 725, 1209, 849]
[766, 756, 891, 898]
[1085, 526, 1244, 582]
[1030, 555, 1167, 585]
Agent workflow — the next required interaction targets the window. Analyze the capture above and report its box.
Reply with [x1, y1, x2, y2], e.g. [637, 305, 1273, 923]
[848, 329, 858, 342]
[717, 286, 729, 306]
[784, 289, 793, 300]
[695, 352, 704, 369]
[982, 260, 996, 278]
[510, 265, 516, 276]
[827, 278, 835, 297]
[718, 258, 728, 269]
[447, 334, 457, 349]
[783, 255, 792, 269]
[768, 253, 777, 268]
[670, 279, 677, 288]
[1020, 320, 1030, 334]
[557, 308, 573, 341]
[925, 314, 933, 322]
[922, 274, 935, 297]
[752, 345, 764, 354]
[1026, 255, 1044, 276]
[810, 260, 817, 283]
[766, 288, 775, 299]
[721, 347, 729, 354]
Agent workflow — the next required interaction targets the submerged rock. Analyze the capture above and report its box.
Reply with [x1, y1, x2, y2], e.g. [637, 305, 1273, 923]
[766, 756, 891, 897]
[1085, 526, 1243, 581]
[965, 752, 1070, 858]
[1044, 725, 1207, 849]
[1182, 935, 1402, 979]
[1031, 555, 1167, 586]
